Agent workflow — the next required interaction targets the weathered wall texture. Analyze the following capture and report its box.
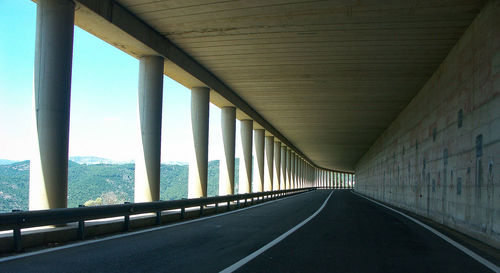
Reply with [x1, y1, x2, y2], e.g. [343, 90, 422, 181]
[355, 0, 500, 249]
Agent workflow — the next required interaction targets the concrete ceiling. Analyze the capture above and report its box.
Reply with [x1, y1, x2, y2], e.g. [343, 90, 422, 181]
[112, 0, 484, 171]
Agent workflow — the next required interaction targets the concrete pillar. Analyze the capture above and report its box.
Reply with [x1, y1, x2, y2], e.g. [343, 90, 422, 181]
[290, 151, 297, 189]
[188, 87, 209, 198]
[273, 141, 281, 190]
[134, 56, 164, 203]
[294, 155, 299, 189]
[286, 148, 291, 189]
[297, 157, 301, 188]
[29, 0, 75, 210]
[280, 145, 287, 190]
[219, 106, 236, 196]
[239, 120, 253, 194]
[253, 129, 265, 192]
[264, 135, 274, 191]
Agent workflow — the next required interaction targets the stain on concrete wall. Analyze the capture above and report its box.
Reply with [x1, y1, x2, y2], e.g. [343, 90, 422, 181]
[354, 1, 500, 249]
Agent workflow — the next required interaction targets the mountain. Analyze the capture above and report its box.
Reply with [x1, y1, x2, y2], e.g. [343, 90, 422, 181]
[0, 159, 18, 165]
[0, 159, 239, 213]
[69, 156, 129, 165]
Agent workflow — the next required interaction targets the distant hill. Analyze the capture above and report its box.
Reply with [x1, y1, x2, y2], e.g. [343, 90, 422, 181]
[0, 159, 239, 212]
[0, 159, 18, 165]
[69, 156, 129, 165]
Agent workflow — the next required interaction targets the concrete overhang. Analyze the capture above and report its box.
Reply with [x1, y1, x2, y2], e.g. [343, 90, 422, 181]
[71, 0, 485, 172]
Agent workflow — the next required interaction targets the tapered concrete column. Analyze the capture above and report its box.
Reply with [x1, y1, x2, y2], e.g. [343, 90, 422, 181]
[290, 152, 295, 189]
[293, 154, 299, 189]
[239, 120, 253, 194]
[253, 129, 265, 192]
[314, 169, 317, 187]
[286, 148, 291, 189]
[188, 87, 209, 198]
[264, 136, 274, 191]
[273, 141, 281, 190]
[135, 56, 164, 203]
[29, 0, 75, 210]
[297, 157, 302, 188]
[299, 159, 305, 188]
[219, 106, 236, 196]
[280, 145, 287, 190]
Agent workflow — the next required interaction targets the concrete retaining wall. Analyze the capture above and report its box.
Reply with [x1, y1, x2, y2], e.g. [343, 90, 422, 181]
[355, 0, 500, 249]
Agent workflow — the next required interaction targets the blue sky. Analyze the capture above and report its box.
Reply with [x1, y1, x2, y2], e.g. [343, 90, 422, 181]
[0, 0, 241, 163]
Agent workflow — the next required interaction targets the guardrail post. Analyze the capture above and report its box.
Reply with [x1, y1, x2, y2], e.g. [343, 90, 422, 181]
[244, 198, 248, 206]
[200, 205, 204, 216]
[215, 202, 219, 213]
[251, 197, 254, 205]
[12, 209, 22, 252]
[180, 207, 185, 220]
[156, 211, 162, 225]
[78, 205, 85, 240]
[124, 202, 131, 231]
[236, 199, 240, 209]
[227, 201, 231, 211]
[13, 227, 21, 252]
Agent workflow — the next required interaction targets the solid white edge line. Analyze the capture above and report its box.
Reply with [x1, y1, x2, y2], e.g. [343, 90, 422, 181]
[352, 191, 500, 273]
[219, 190, 334, 273]
[0, 190, 317, 263]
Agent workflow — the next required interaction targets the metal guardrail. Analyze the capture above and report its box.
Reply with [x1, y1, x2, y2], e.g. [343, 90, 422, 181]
[0, 187, 315, 252]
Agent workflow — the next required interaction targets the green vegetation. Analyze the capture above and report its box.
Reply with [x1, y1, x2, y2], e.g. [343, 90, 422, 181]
[0, 159, 239, 213]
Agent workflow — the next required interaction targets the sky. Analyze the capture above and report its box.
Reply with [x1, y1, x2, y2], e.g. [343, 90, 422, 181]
[0, 0, 242, 163]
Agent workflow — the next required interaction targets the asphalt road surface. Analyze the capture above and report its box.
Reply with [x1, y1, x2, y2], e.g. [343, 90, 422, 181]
[0, 190, 495, 273]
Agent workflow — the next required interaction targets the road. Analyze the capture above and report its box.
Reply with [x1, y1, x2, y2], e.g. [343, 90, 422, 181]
[0, 190, 495, 273]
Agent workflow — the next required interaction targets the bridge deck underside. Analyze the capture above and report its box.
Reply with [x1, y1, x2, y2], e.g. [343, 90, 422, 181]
[110, 0, 486, 171]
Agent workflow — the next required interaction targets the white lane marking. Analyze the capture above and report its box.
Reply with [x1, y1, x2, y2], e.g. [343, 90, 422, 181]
[219, 190, 334, 273]
[0, 190, 316, 263]
[352, 191, 500, 273]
